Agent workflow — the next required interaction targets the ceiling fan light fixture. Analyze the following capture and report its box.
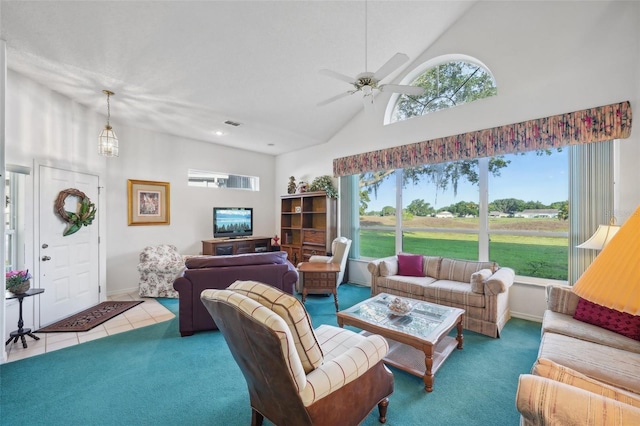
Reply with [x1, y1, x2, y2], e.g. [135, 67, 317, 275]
[98, 90, 119, 157]
[317, 1, 415, 107]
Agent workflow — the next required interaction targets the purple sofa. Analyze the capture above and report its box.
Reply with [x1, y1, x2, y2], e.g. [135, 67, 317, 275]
[173, 251, 298, 336]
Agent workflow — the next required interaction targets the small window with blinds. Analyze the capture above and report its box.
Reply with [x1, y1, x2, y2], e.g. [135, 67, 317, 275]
[187, 169, 260, 191]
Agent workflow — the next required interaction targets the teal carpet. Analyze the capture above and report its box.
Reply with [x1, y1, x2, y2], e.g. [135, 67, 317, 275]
[0, 284, 541, 425]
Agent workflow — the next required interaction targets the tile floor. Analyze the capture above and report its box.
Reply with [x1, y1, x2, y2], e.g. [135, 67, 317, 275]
[4, 292, 175, 363]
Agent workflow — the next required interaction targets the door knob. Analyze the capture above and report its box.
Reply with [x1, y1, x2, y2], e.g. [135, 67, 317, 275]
[42, 256, 51, 261]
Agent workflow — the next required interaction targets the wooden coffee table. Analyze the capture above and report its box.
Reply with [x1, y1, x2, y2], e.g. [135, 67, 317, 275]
[298, 262, 341, 311]
[337, 293, 464, 392]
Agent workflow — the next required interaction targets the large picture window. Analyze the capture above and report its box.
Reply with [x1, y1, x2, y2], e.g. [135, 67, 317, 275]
[357, 149, 569, 280]
[359, 171, 397, 259]
[487, 150, 568, 280]
[400, 163, 479, 261]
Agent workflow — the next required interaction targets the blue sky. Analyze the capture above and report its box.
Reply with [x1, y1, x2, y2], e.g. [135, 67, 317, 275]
[366, 150, 569, 211]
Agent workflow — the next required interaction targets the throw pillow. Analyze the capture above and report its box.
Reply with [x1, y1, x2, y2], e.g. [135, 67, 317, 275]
[573, 297, 640, 340]
[379, 259, 398, 277]
[470, 269, 493, 294]
[397, 253, 424, 277]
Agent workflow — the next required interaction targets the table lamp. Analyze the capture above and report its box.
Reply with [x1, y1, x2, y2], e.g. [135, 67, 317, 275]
[573, 209, 640, 315]
[576, 217, 620, 250]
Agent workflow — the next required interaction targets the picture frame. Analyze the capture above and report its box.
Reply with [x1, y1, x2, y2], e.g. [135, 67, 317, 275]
[127, 179, 170, 226]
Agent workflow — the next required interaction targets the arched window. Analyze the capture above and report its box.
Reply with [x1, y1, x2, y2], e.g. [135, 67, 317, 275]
[389, 59, 497, 123]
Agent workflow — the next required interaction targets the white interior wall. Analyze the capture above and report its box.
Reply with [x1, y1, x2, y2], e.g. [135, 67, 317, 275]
[276, 1, 639, 183]
[3, 70, 277, 344]
[275, 1, 640, 321]
[105, 126, 277, 296]
[2, 1, 639, 349]
[4, 71, 109, 342]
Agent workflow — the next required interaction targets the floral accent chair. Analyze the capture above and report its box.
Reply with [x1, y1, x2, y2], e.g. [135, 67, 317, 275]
[138, 244, 186, 298]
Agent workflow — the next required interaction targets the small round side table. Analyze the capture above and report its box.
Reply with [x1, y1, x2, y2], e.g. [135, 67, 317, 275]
[5, 288, 45, 349]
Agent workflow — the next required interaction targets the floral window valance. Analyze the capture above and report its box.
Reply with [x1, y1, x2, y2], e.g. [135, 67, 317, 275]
[333, 101, 632, 177]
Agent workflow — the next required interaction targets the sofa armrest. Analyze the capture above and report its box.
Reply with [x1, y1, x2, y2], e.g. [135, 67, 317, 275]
[546, 285, 579, 315]
[282, 269, 299, 294]
[367, 256, 398, 295]
[367, 255, 398, 277]
[484, 267, 515, 296]
[517, 374, 640, 425]
[301, 334, 389, 406]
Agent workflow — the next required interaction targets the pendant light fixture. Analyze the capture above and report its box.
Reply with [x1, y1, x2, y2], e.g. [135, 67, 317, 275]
[98, 89, 119, 157]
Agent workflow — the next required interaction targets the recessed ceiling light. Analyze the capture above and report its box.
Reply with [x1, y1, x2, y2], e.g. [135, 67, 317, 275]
[213, 130, 227, 136]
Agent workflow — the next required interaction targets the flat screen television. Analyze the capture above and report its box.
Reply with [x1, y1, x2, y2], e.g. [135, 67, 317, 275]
[213, 207, 253, 239]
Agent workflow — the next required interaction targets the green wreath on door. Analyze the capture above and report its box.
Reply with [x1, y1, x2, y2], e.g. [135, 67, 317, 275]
[54, 188, 97, 236]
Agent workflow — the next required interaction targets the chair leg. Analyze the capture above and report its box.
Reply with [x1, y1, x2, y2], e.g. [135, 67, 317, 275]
[377, 397, 389, 424]
[251, 408, 264, 426]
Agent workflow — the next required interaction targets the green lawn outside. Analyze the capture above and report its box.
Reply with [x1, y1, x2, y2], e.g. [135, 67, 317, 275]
[360, 229, 568, 280]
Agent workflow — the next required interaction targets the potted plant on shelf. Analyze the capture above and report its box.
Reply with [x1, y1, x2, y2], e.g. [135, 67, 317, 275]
[6, 269, 32, 294]
[309, 175, 338, 199]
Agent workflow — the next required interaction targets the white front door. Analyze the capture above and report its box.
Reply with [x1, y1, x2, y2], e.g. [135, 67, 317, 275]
[39, 165, 100, 326]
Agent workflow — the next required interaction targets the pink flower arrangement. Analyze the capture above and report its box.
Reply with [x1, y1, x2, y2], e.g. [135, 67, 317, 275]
[6, 269, 32, 289]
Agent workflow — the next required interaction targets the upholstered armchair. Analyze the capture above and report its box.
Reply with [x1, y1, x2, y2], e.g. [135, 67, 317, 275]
[138, 244, 185, 298]
[200, 280, 394, 426]
[296, 236, 352, 293]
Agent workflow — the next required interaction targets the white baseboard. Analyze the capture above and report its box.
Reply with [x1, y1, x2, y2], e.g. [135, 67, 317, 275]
[511, 311, 543, 323]
[107, 286, 139, 298]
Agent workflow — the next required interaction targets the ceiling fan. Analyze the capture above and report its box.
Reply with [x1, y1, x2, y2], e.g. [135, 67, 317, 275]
[317, 1, 425, 107]
[318, 54, 425, 106]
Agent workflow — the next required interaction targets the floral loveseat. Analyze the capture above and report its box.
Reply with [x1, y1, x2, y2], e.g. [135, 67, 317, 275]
[368, 254, 515, 337]
[516, 285, 640, 424]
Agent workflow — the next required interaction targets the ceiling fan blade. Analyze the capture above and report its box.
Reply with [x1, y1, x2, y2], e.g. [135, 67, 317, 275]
[373, 52, 409, 81]
[379, 84, 425, 96]
[317, 91, 353, 107]
[319, 69, 356, 84]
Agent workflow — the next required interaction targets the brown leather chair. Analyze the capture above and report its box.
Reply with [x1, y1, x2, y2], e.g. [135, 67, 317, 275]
[200, 280, 394, 426]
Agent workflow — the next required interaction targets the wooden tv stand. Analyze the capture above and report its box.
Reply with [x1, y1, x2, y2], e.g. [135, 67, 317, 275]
[202, 236, 272, 256]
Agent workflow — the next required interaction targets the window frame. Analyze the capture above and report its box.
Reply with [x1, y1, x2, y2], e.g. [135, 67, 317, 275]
[355, 153, 572, 282]
[384, 54, 497, 126]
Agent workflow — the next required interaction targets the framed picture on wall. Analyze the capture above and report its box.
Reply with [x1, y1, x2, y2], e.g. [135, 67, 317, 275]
[127, 179, 170, 225]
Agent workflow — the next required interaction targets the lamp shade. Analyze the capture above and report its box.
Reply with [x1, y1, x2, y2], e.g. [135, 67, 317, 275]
[573, 206, 640, 315]
[98, 125, 119, 157]
[576, 224, 620, 250]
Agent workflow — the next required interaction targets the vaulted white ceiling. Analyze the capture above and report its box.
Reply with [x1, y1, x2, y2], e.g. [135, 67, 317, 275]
[1, 1, 477, 155]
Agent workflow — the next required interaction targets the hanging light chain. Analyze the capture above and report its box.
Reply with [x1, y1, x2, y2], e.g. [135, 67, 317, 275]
[103, 89, 114, 129]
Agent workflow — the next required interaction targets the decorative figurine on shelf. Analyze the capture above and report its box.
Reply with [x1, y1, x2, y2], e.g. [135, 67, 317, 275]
[287, 176, 297, 194]
[298, 181, 308, 193]
[273, 234, 280, 246]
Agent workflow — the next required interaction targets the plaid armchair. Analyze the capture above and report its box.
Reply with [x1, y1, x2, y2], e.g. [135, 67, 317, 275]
[200, 280, 394, 426]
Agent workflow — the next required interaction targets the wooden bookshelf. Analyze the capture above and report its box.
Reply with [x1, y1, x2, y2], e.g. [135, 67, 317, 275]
[280, 191, 336, 264]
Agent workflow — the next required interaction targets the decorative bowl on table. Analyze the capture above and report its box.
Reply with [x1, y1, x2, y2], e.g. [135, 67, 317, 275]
[388, 297, 413, 316]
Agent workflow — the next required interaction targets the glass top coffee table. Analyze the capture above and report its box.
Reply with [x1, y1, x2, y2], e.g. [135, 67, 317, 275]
[337, 292, 465, 392]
